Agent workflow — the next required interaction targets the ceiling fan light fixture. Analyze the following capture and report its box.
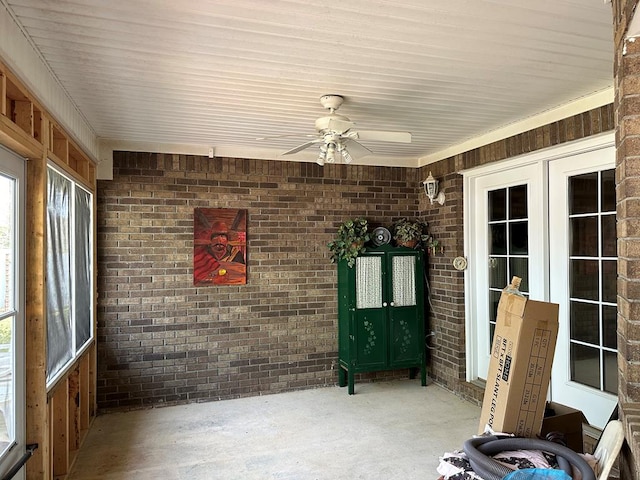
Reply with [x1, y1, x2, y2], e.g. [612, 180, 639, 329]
[316, 144, 327, 166]
[326, 143, 336, 163]
[338, 144, 353, 164]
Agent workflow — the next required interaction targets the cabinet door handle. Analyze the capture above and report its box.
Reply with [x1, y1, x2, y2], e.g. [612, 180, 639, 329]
[390, 302, 395, 307]
[382, 302, 387, 307]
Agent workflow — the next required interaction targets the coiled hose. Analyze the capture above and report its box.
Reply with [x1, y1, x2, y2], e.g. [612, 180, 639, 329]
[463, 436, 596, 480]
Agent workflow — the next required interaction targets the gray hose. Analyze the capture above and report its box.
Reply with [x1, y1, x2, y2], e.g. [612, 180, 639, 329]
[476, 439, 572, 477]
[463, 436, 596, 480]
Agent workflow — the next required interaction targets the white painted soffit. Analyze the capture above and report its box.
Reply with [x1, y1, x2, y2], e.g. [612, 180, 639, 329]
[418, 88, 614, 165]
[2, 0, 615, 178]
[0, 1, 99, 163]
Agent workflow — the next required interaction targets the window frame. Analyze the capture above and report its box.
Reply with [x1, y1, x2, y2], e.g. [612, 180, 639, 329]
[45, 163, 94, 390]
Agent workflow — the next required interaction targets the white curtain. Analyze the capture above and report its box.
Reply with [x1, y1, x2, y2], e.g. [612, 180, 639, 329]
[392, 256, 416, 307]
[355, 256, 382, 309]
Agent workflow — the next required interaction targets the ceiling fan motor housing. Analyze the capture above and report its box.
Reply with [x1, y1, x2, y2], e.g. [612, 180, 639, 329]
[315, 114, 352, 133]
[319, 94, 344, 111]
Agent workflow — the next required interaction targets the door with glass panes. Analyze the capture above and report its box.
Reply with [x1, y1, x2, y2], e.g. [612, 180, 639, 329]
[465, 139, 617, 429]
[549, 149, 617, 428]
[467, 162, 546, 382]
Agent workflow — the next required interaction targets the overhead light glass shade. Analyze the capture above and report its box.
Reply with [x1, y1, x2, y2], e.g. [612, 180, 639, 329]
[316, 144, 327, 166]
[423, 171, 445, 205]
[326, 143, 336, 163]
[341, 148, 353, 164]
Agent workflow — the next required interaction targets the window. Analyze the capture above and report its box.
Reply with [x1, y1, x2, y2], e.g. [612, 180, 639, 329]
[46, 165, 93, 387]
[567, 170, 617, 394]
[487, 185, 530, 345]
[0, 145, 25, 478]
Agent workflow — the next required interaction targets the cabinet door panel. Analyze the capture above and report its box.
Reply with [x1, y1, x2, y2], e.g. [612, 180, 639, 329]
[390, 316, 421, 363]
[354, 254, 387, 367]
[354, 311, 387, 368]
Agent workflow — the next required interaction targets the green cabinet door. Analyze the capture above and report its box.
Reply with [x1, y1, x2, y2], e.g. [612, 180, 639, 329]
[388, 251, 424, 366]
[352, 253, 387, 369]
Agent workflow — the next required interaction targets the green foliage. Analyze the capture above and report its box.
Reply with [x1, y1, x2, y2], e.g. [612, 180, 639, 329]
[0, 320, 11, 347]
[391, 218, 438, 249]
[327, 218, 371, 268]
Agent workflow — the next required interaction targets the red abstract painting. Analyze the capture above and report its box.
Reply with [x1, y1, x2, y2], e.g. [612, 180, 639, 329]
[193, 208, 247, 286]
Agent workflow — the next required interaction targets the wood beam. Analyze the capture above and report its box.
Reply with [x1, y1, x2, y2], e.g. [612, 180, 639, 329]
[25, 129, 49, 480]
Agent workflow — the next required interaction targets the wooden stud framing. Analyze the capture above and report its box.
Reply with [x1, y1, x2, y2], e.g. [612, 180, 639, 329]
[26, 148, 49, 480]
[13, 100, 33, 136]
[78, 356, 90, 432]
[5, 75, 32, 137]
[0, 114, 42, 159]
[67, 368, 80, 454]
[51, 124, 68, 163]
[33, 106, 43, 144]
[88, 343, 96, 419]
[0, 61, 98, 480]
[0, 71, 6, 116]
[50, 382, 69, 477]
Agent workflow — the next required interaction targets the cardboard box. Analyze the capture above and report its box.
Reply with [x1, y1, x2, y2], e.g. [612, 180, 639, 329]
[478, 287, 559, 438]
[541, 401, 588, 452]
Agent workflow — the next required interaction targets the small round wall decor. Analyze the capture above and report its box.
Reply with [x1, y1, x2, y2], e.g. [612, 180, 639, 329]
[453, 256, 468, 271]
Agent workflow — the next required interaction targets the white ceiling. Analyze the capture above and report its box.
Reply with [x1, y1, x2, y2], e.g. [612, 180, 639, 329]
[2, 0, 615, 167]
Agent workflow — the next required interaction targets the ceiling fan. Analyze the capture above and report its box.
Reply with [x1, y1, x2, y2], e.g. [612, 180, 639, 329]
[262, 95, 411, 166]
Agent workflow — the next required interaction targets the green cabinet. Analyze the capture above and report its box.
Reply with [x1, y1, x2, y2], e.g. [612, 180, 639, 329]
[337, 244, 427, 394]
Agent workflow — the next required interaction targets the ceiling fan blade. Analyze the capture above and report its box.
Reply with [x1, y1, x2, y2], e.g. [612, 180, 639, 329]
[257, 133, 317, 140]
[342, 138, 372, 158]
[349, 130, 412, 143]
[281, 139, 322, 155]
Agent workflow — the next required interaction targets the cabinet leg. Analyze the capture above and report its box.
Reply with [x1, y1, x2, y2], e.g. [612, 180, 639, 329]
[338, 366, 347, 387]
[421, 363, 427, 387]
[348, 369, 355, 395]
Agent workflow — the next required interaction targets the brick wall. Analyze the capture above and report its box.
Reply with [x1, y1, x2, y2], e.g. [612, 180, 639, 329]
[96, 153, 426, 410]
[613, 0, 640, 477]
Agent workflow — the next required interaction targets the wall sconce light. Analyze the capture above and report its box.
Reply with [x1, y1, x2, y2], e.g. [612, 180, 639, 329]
[423, 172, 446, 205]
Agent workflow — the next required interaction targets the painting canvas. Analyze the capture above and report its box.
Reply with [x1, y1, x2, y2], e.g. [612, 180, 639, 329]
[193, 208, 247, 286]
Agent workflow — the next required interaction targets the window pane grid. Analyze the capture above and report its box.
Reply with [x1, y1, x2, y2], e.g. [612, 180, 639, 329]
[568, 169, 617, 394]
[487, 185, 529, 349]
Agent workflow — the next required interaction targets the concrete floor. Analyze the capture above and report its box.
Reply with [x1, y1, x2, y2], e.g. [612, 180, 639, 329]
[68, 380, 481, 480]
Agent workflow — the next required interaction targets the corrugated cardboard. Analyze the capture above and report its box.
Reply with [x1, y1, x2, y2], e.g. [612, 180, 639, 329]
[478, 288, 559, 438]
[541, 401, 588, 452]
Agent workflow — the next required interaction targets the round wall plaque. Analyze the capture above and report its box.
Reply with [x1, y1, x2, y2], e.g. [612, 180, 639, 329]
[453, 256, 468, 271]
